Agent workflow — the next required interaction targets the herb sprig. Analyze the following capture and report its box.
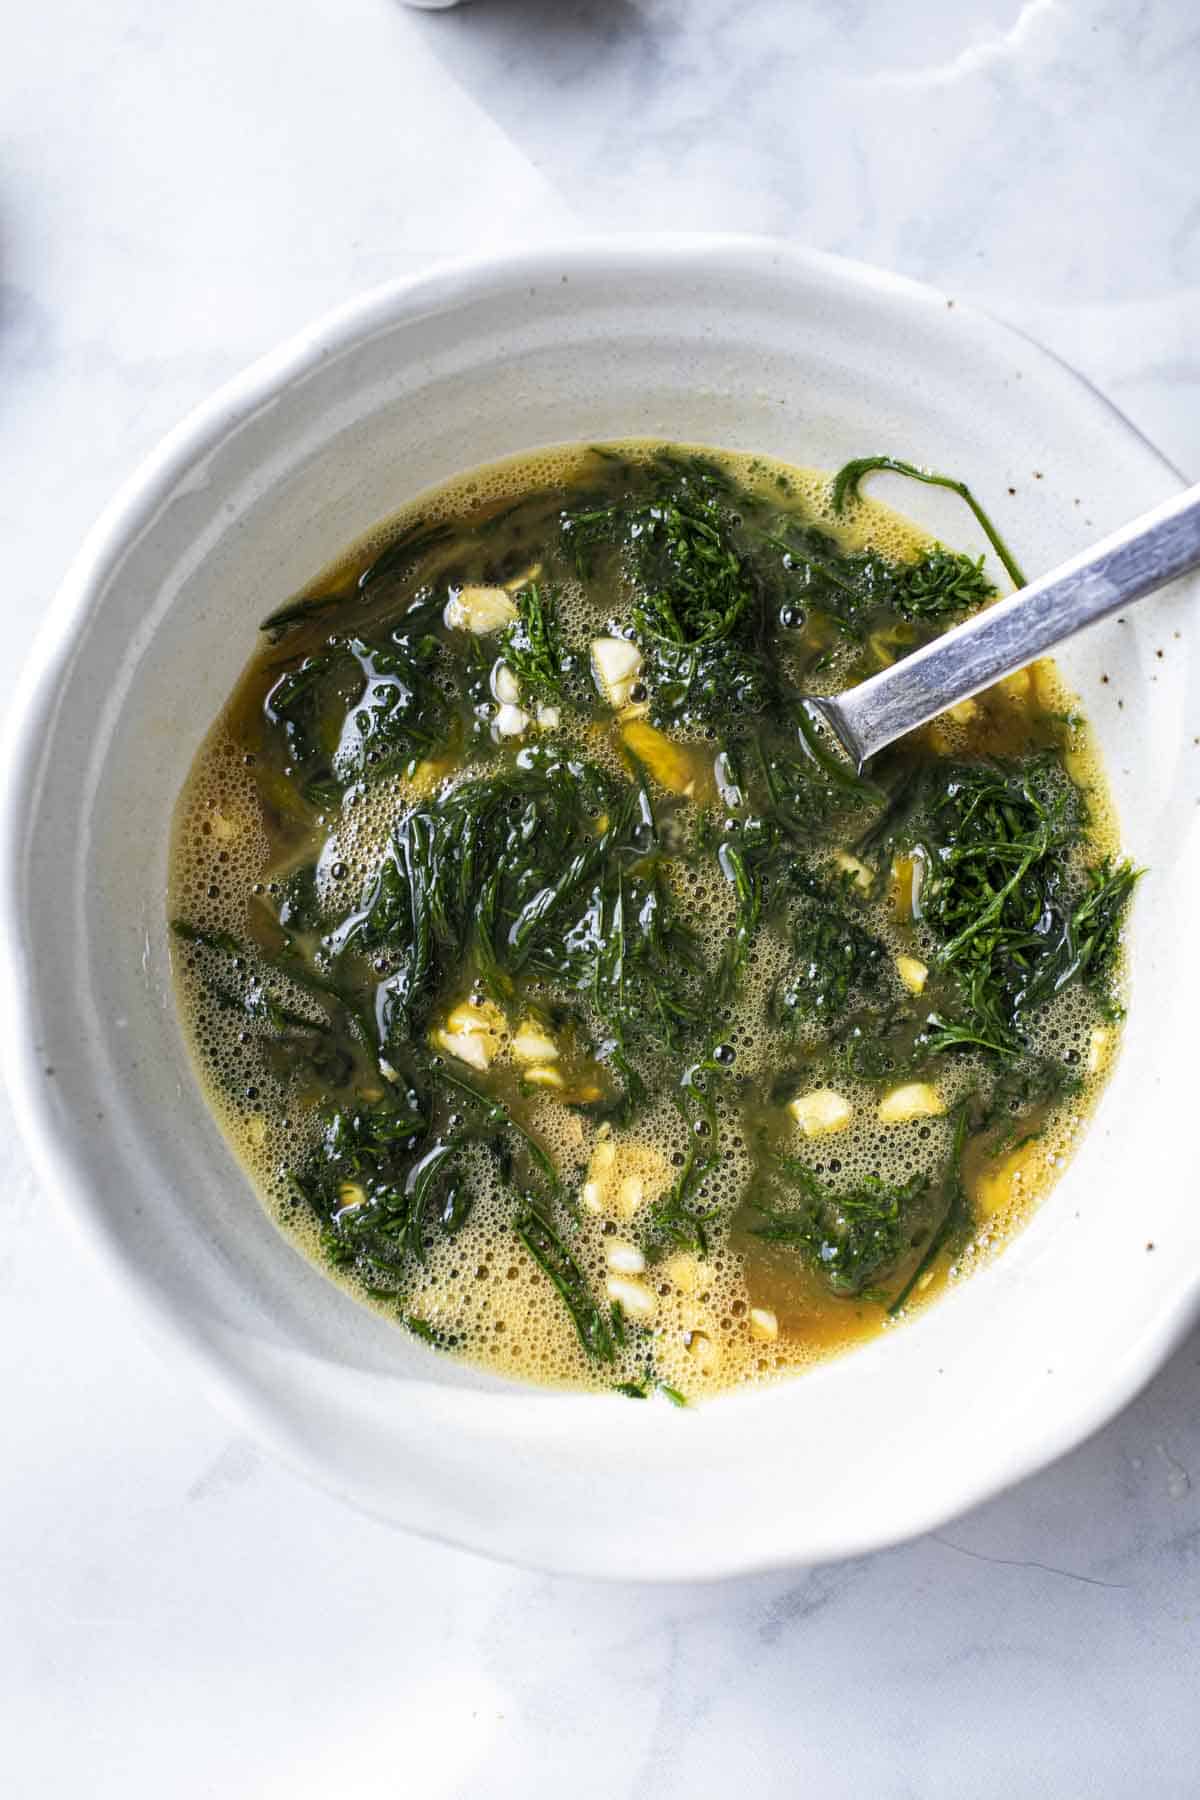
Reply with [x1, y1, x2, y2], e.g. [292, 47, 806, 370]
[753, 1158, 930, 1299]
[831, 454, 1027, 589]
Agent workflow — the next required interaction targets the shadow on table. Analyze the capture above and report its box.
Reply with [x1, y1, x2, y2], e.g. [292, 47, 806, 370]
[404, 0, 647, 58]
[0, 194, 46, 381]
[454, 1319, 1200, 1789]
[400, 0, 654, 167]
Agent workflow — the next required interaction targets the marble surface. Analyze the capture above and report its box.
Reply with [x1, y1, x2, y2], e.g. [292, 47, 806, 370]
[3, 1, 1198, 1792]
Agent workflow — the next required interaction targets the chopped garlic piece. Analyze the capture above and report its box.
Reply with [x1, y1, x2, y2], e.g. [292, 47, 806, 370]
[210, 809, 239, 842]
[617, 1174, 644, 1217]
[895, 954, 928, 995]
[443, 585, 518, 635]
[524, 1064, 564, 1089]
[946, 698, 979, 725]
[590, 636, 644, 711]
[834, 850, 874, 894]
[337, 1181, 367, 1213]
[581, 1137, 668, 1220]
[788, 1088, 853, 1137]
[490, 661, 521, 705]
[432, 1032, 488, 1072]
[749, 1307, 779, 1343]
[511, 1021, 559, 1064]
[878, 1081, 946, 1124]
[492, 702, 531, 740]
[606, 1276, 656, 1320]
[433, 998, 505, 1072]
[1087, 1025, 1112, 1076]
[582, 1138, 615, 1213]
[535, 704, 561, 731]
[664, 1252, 702, 1294]
[606, 1241, 646, 1275]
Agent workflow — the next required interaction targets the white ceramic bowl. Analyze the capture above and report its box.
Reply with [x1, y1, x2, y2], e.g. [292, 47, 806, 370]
[4, 238, 1197, 1581]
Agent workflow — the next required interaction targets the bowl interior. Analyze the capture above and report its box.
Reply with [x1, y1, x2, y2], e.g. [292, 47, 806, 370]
[7, 240, 1199, 1578]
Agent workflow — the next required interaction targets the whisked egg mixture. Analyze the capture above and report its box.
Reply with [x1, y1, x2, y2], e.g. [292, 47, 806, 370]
[170, 442, 1134, 1401]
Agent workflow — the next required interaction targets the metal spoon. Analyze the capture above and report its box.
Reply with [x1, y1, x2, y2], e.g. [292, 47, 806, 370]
[808, 482, 1200, 769]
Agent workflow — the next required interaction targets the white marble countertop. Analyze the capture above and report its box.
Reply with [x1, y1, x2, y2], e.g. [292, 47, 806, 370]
[3, 2, 1199, 1792]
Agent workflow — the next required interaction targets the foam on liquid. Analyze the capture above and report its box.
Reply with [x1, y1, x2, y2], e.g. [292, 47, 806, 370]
[170, 442, 1125, 1397]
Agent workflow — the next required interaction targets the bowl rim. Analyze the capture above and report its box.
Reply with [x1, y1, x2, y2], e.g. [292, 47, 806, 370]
[2, 233, 1195, 1581]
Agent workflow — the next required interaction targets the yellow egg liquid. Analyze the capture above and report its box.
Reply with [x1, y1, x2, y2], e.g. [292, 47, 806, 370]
[170, 443, 1128, 1400]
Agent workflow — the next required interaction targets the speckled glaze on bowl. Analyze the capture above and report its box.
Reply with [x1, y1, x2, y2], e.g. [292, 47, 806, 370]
[3, 238, 1197, 1580]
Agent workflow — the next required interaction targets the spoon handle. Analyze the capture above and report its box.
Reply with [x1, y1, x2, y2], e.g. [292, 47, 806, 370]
[816, 481, 1200, 768]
